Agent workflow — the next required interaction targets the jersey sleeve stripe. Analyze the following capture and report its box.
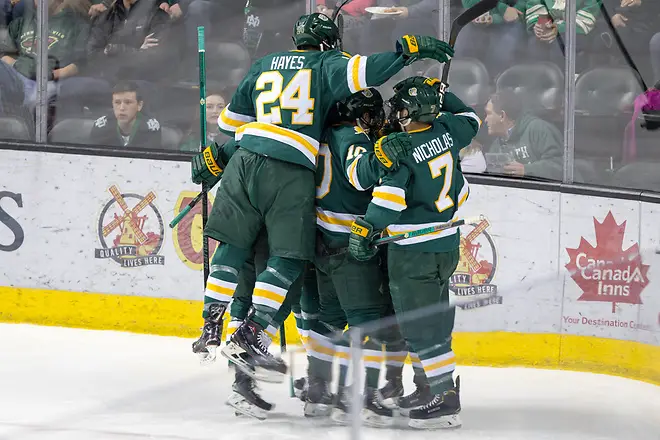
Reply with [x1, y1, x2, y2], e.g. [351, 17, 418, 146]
[457, 176, 469, 208]
[347, 156, 365, 191]
[236, 122, 319, 166]
[347, 55, 368, 93]
[455, 111, 482, 128]
[372, 185, 407, 211]
[218, 106, 255, 132]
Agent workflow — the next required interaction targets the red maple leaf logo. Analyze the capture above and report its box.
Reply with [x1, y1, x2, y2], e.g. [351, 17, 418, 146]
[565, 211, 649, 313]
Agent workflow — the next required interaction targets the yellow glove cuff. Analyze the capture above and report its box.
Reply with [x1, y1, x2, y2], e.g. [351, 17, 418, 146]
[350, 221, 370, 238]
[203, 146, 223, 176]
[402, 35, 420, 54]
[374, 136, 394, 170]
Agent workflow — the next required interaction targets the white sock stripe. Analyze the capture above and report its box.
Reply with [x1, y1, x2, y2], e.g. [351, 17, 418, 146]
[251, 297, 282, 310]
[254, 281, 287, 297]
[421, 351, 455, 367]
[425, 363, 456, 378]
[206, 277, 238, 290]
[203, 290, 232, 302]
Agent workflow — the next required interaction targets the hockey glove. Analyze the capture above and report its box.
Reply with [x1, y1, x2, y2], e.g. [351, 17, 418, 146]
[191, 142, 225, 188]
[349, 218, 379, 261]
[397, 35, 453, 65]
[374, 132, 413, 171]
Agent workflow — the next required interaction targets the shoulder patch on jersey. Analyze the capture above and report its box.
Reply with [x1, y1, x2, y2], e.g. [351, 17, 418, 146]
[94, 115, 107, 128]
[147, 118, 161, 131]
[354, 126, 365, 134]
[341, 51, 352, 59]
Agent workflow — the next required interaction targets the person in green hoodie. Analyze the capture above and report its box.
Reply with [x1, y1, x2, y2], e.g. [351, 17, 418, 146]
[483, 89, 563, 180]
[0, 0, 109, 109]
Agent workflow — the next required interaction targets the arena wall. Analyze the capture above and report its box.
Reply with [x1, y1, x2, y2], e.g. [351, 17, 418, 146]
[1, 149, 659, 385]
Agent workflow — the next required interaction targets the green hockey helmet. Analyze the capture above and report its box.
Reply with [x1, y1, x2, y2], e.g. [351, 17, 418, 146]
[292, 13, 341, 51]
[336, 88, 385, 135]
[388, 79, 441, 127]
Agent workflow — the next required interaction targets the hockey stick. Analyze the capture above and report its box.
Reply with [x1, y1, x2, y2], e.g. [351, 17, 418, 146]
[169, 192, 203, 228]
[438, 0, 499, 102]
[370, 215, 485, 247]
[198, 27, 211, 284]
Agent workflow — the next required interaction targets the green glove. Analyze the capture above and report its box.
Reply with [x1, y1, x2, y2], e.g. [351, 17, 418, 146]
[349, 218, 379, 261]
[397, 35, 454, 65]
[373, 132, 413, 171]
[191, 142, 225, 187]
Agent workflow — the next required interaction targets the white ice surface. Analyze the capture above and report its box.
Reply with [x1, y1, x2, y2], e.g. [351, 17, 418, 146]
[0, 324, 659, 440]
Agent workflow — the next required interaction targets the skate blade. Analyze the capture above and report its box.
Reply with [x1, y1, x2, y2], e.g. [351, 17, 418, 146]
[362, 409, 394, 428]
[330, 408, 350, 425]
[304, 402, 332, 418]
[220, 343, 285, 384]
[197, 345, 217, 364]
[408, 413, 462, 430]
[226, 392, 268, 421]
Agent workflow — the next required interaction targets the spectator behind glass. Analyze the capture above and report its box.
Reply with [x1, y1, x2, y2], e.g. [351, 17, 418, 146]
[484, 90, 564, 180]
[317, 0, 374, 53]
[595, 0, 660, 82]
[454, 0, 527, 77]
[0, 0, 101, 110]
[179, 90, 230, 152]
[91, 81, 162, 148]
[1, 0, 25, 27]
[86, 0, 184, 85]
[525, 0, 600, 70]
[360, 0, 438, 54]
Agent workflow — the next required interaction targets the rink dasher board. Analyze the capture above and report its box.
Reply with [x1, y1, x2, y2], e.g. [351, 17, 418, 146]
[0, 149, 658, 385]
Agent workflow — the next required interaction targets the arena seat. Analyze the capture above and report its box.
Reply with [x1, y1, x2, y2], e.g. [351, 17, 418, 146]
[423, 58, 491, 108]
[574, 67, 643, 178]
[0, 117, 31, 141]
[48, 118, 94, 145]
[160, 126, 182, 151]
[496, 62, 564, 114]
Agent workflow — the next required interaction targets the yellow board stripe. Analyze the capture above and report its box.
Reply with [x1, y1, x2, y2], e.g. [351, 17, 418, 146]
[1, 286, 658, 386]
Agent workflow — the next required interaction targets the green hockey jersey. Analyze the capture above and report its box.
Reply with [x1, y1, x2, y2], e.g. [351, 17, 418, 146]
[526, 0, 599, 35]
[364, 104, 482, 253]
[316, 124, 384, 248]
[217, 49, 407, 170]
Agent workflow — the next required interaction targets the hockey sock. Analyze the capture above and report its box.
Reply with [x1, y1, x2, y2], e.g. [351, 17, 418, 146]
[384, 339, 408, 380]
[225, 318, 242, 344]
[335, 337, 350, 388]
[203, 244, 250, 319]
[418, 347, 456, 394]
[251, 256, 304, 328]
[307, 328, 335, 382]
[410, 352, 430, 389]
[363, 337, 383, 389]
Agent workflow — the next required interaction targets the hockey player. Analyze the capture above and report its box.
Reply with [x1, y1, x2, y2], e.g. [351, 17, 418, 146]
[348, 81, 482, 429]
[306, 88, 409, 427]
[189, 11, 455, 383]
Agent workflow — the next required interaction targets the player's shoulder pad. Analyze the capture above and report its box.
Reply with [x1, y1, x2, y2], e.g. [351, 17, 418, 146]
[336, 124, 372, 145]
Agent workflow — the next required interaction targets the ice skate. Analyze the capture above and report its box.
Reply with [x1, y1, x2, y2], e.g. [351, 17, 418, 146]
[398, 383, 433, 416]
[294, 376, 308, 401]
[226, 364, 274, 420]
[304, 376, 333, 417]
[362, 387, 394, 428]
[378, 376, 403, 409]
[221, 319, 287, 383]
[191, 303, 224, 364]
[330, 386, 350, 424]
[408, 376, 461, 430]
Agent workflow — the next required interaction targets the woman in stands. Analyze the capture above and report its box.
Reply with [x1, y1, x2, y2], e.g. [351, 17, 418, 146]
[179, 89, 230, 152]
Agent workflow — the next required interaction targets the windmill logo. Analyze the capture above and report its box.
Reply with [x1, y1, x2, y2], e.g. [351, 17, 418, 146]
[450, 217, 500, 310]
[95, 185, 165, 268]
